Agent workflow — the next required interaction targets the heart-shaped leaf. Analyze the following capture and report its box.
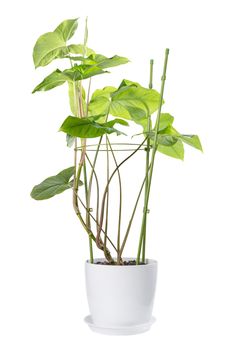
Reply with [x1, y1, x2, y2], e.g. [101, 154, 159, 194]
[33, 18, 79, 68]
[59, 116, 128, 138]
[88, 81, 161, 128]
[31, 166, 82, 200]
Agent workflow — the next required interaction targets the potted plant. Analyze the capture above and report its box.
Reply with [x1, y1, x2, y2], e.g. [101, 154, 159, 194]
[31, 18, 202, 335]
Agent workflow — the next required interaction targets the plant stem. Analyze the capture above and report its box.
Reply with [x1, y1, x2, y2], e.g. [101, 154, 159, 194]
[77, 195, 117, 252]
[142, 59, 154, 263]
[104, 135, 110, 258]
[136, 49, 169, 265]
[96, 138, 147, 249]
[107, 137, 123, 265]
[87, 138, 102, 230]
[86, 78, 92, 116]
[119, 164, 151, 259]
[85, 153, 100, 233]
[83, 160, 93, 263]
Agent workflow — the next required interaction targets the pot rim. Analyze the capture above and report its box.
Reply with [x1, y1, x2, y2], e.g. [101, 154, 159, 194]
[85, 258, 157, 268]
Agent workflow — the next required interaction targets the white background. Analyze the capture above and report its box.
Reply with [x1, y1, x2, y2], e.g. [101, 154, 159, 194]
[0, 0, 232, 349]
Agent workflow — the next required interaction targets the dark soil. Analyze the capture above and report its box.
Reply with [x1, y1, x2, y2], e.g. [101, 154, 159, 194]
[95, 260, 146, 266]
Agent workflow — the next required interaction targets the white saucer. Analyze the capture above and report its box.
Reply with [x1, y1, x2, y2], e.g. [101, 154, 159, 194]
[84, 315, 156, 335]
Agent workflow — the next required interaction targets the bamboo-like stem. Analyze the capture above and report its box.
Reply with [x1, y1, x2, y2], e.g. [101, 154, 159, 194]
[119, 164, 152, 259]
[141, 59, 154, 263]
[103, 135, 110, 258]
[136, 49, 169, 265]
[107, 137, 123, 265]
[96, 138, 147, 249]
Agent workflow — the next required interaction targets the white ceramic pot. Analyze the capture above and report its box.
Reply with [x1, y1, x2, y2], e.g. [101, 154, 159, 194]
[85, 258, 157, 334]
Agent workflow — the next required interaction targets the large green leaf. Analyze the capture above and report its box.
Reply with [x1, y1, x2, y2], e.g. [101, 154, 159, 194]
[33, 32, 66, 68]
[63, 65, 108, 81]
[88, 81, 161, 127]
[31, 167, 82, 200]
[68, 53, 129, 68]
[32, 65, 105, 94]
[110, 84, 161, 123]
[54, 18, 78, 41]
[59, 116, 128, 138]
[33, 18, 79, 68]
[32, 69, 67, 93]
[70, 54, 129, 69]
[158, 139, 184, 160]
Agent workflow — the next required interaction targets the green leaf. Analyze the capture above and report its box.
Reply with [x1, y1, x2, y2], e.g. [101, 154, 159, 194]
[68, 44, 95, 56]
[159, 125, 203, 151]
[88, 82, 161, 128]
[88, 86, 117, 116]
[63, 65, 108, 81]
[33, 18, 80, 68]
[110, 84, 161, 124]
[54, 18, 78, 42]
[118, 79, 142, 88]
[158, 139, 184, 160]
[59, 116, 128, 138]
[88, 54, 129, 69]
[33, 32, 66, 68]
[68, 54, 129, 69]
[159, 113, 174, 131]
[180, 135, 203, 151]
[31, 167, 82, 200]
[91, 86, 117, 99]
[32, 69, 67, 93]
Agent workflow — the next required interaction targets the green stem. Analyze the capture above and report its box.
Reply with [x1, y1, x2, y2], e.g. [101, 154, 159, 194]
[104, 135, 110, 258]
[119, 164, 151, 259]
[87, 137, 102, 227]
[107, 137, 123, 265]
[83, 160, 93, 263]
[85, 154, 100, 233]
[96, 138, 147, 249]
[77, 194, 117, 252]
[136, 49, 169, 265]
[142, 59, 154, 263]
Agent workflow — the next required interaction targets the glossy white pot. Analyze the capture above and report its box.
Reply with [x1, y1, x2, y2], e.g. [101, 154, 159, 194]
[85, 258, 157, 335]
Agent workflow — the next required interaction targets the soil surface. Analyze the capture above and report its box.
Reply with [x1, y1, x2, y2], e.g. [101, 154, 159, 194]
[95, 260, 146, 266]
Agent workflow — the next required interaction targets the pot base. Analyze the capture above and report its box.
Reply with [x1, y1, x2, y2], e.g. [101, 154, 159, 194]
[84, 315, 156, 335]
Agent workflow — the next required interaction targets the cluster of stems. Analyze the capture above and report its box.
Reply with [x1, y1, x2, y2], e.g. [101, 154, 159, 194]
[72, 49, 169, 265]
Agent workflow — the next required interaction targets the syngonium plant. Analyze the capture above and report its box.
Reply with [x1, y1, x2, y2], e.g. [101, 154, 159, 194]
[31, 18, 202, 265]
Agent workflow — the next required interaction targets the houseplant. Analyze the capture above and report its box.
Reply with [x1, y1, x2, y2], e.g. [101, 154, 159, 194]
[31, 18, 202, 335]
